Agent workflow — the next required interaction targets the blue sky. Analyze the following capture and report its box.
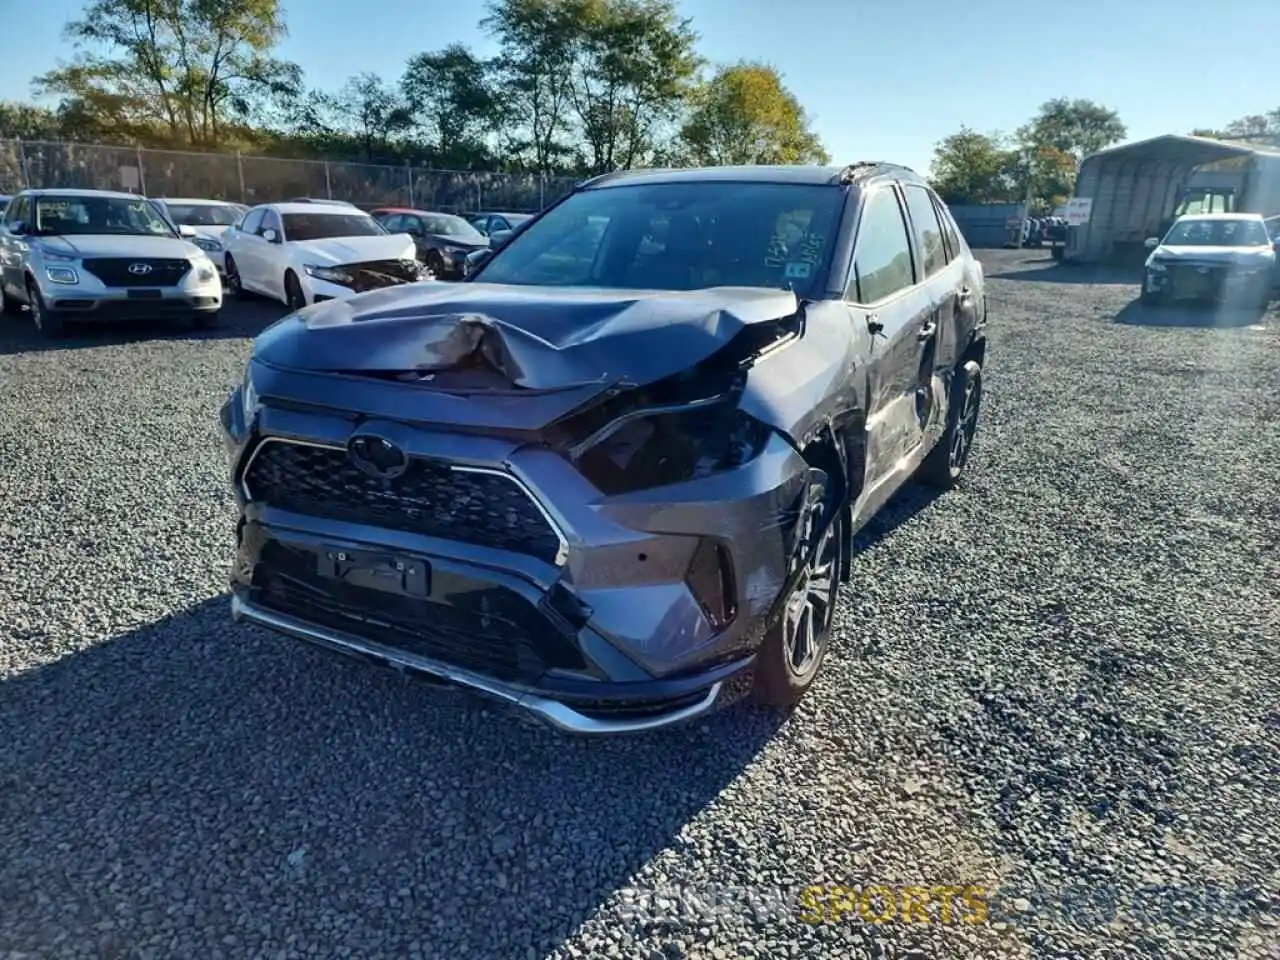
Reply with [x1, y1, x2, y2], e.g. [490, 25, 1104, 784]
[3, 0, 1275, 174]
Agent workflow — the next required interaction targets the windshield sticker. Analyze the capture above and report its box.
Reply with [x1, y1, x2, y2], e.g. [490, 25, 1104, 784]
[784, 262, 812, 279]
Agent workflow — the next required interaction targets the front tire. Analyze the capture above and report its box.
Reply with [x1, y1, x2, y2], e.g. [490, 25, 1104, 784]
[225, 255, 251, 300]
[917, 359, 982, 489]
[425, 250, 446, 281]
[752, 483, 845, 707]
[27, 281, 64, 339]
[284, 271, 307, 311]
[1, 284, 21, 316]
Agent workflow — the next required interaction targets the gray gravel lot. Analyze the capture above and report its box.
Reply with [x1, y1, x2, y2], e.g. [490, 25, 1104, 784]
[0, 250, 1277, 960]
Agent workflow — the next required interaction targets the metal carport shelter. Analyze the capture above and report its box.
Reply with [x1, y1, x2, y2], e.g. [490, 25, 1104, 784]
[1064, 135, 1265, 265]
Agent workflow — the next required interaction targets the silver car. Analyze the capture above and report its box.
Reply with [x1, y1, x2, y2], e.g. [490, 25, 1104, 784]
[151, 197, 249, 275]
[0, 188, 223, 338]
[1141, 213, 1276, 307]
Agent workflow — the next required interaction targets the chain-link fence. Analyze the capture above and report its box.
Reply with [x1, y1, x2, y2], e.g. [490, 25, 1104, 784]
[0, 139, 580, 214]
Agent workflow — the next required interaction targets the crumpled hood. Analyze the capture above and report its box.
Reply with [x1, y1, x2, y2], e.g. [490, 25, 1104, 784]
[39, 233, 203, 260]
[289, 233, 417, 266]
[1152, 244, 1275, 266]
[253, 282, 800, 392]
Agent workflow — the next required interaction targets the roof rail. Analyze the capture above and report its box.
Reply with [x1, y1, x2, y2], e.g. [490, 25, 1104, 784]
[836, 161, 916, 184]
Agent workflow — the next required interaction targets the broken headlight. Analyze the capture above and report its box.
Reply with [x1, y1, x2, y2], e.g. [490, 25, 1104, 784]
[571, 400, 771, 495]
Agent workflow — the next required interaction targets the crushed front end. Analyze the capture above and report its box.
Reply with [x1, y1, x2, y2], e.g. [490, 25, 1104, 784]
[219, 291, 819, 734]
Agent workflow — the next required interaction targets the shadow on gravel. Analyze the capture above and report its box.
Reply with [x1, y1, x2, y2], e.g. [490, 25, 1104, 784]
[987, 260, 1143, 286]
[1113, 298, 1270, 329]
[0, 299, 285, 356]
[851, 482, 946, 556]
[0, 597, 784, 957]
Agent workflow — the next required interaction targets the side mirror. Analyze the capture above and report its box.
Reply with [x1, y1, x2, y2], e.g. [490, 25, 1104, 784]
[179, 224, 197, 238]
[465, 248, 494, 277]
[7, 221, 26, 236]
[1143, 237, 1159, 250]
[262, 228, 279, 244]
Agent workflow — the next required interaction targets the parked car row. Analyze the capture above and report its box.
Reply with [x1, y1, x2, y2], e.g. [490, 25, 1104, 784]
[0, 184, 544, 333]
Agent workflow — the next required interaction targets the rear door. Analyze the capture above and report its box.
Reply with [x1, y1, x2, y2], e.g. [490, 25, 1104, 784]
[846, 184, 934, 489]
[900, 183, 957, 430]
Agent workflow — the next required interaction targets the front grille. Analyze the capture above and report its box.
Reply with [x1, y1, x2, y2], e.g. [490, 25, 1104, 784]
[81, 258, 191, 288]
[565, 690, 711, 720]
[243, 441, 563, 564]
[1167, 264, 1232, 299]
[252, 542, 584, 682]
[344, 259, 421, 293]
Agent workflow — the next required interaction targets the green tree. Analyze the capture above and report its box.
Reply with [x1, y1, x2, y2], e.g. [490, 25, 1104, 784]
[483, 0, 583, 173]
[0, 101, 66, 140]
[1195, 109, 1280, 145]
[34, 0, 300, 145]
[677, 62, 828, 166]
[567, 0, 701, 172]
[402, 44, 501, 165]
[928, 127, 1018, 205]
[1015, 97, 1126, 164]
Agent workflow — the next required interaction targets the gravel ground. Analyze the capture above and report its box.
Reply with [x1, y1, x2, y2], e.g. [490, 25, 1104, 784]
[0, 250, 1277, 960]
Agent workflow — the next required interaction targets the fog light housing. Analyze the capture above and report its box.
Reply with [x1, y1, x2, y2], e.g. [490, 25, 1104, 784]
[685, 538, 736, 630]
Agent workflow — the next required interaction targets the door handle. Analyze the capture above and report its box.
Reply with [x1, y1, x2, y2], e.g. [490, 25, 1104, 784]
[917, 321, 937, 341]
[959, 286, 973, 300]
[866, 314, 885, 336]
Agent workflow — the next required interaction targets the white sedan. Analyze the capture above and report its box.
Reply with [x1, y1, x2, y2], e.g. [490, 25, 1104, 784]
[222, 202, 426, 309]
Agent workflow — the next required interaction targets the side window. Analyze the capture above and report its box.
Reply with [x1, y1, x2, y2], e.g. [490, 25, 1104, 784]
[259, 210, 282, 238]
[380, 213, 404, 232]
[903, 185, 947, 277]
[7, 196, 28, 226]
[849, 188, 916, 304]
[932, 195, 964, 262]
[240, 208, 265, 235]
[492, 216, 510, 232]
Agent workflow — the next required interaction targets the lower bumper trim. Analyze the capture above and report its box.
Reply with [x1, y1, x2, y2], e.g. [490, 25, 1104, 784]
[230, 594, 722, 734]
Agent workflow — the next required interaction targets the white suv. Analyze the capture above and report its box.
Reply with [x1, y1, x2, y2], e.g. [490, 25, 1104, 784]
[222, 202, 425, 309]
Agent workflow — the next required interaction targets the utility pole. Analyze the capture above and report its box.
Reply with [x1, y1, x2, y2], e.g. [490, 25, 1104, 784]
[1016, 147, 1035, 250]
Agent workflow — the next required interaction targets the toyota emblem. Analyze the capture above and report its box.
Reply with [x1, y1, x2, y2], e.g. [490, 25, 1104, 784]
[347, 435, 408, 480]
[128, 262, 153, 275]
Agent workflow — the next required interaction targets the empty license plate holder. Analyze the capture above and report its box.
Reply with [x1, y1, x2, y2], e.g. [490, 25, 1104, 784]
[317, 547, 429, 599]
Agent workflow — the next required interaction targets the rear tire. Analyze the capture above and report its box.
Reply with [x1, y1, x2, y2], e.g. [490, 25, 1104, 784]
[27, 281, 64, 339]
[917, 359, 982, 489]
[752, 481, 845, 707]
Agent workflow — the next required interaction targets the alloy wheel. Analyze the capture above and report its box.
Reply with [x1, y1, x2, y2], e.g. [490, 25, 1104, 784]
[949, 375, 982, 472]
[784, 501, 838, 676]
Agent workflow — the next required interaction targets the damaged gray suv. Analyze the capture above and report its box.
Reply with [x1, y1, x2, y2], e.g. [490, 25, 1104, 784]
[221, 163, 988, 734]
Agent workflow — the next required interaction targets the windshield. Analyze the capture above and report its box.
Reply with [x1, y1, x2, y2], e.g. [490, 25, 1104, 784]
[282, 212, 386, 242]
[31, 195, 176, 238]
[421, 214, 486, 242]
[1163, 218, 1269, 247]
[164, 203, 245, 227]
[476, 182, 844, 294]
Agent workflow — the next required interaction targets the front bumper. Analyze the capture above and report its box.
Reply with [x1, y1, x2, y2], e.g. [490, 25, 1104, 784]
[1144, 263, 1271, 302]
[222, 388, 812, 733]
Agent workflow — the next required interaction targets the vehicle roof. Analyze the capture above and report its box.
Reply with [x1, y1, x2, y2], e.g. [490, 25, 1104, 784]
[1174, 212, 1265, 222]
[158, 197, 244, 205]
[18, 187, 147, 200]
[262, 201, 370, 215]
[371, 206, 466, 217]
[579, 162, 924, 190]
